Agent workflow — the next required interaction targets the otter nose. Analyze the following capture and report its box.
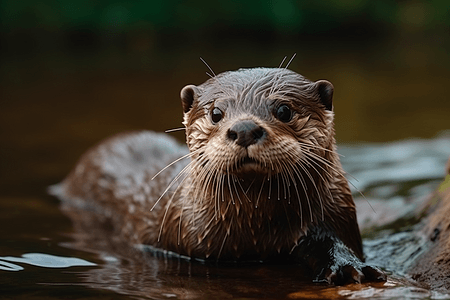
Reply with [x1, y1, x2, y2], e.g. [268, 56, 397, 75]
[227, 120, 266, 148]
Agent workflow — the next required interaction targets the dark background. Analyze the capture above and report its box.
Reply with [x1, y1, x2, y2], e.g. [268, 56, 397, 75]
[1, 0, 449, 194]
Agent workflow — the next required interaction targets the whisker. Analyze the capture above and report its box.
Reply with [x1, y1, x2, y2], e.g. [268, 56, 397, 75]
[299, 146, 368, 205]
[151, 161, 192, 211]
[190, 156, 214, 225]
[231, 175, 243, 205]
[151, 149, 201, 181]
[282, 202, 294, 236]
[291, 162, 313, 221]
[280, 163, 290, 200]
[173, 175, 191, 245]
[158, 181, 185, 242]
[300, 151, 333, 178]
[245, 177, 257, 195]
[214, 160, 227, 220]
[165, 127, 186, 133]
[227, 167, 235, 205]
[269, 66, 287, 96]
[285, 53, 297, 69]
[300, 148, 343, 176]
[298, 142, 344, 157]
[301, 153, 337, 205]
[281, 163, 302, 223]
[276, 172, 281, 200]
[281, 161, 293, 201]
[297, 158, 325, 221]
[217, 220, 230, 259]
[157, 201, 170, 242]
[235, 177, 252, 202]
[152, 152, 207, 211]
[302, 149, 365, 197]
[200, 57, 216, 77]
[219, 166, 226, 220]
[300, 154, 334, 202]
[286, 161, 311, 222]
[255, 176, 266, 209]
[278, 56, 287, 68]
[301, 146, 358, 182]
[203, 162, 221, 216]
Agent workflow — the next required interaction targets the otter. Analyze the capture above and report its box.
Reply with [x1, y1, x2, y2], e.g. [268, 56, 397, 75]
[52, 67, 385, 285]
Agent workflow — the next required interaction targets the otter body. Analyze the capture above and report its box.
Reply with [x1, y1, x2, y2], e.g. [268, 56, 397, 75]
[54, 68, 385, 284]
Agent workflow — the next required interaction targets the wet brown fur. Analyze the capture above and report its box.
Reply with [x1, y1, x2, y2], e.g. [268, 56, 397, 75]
[55, 68, 363, 264]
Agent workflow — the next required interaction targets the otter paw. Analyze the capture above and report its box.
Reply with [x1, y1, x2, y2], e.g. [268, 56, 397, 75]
[314, 264, 386, 285]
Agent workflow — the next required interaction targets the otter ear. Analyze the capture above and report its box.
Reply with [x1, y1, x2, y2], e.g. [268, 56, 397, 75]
[180, 85, 199, 113]
[314, 80, 334, 111]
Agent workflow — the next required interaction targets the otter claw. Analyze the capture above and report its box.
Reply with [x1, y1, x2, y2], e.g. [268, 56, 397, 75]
[314, 264, 386, 285]
[313, 268, 334, 284]
[347, 265, 365, 283]
[362, 265, 387, 282]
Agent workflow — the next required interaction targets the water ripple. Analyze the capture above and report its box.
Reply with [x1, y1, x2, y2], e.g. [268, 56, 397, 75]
[0, 253, 96, 271]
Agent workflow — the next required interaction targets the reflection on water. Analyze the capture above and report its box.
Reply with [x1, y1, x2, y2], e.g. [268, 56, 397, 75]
[0, 135, 449, 299]
[341, 133, 450, 233]
[0, 253, 96, 271]
[341, 133, 450, 192]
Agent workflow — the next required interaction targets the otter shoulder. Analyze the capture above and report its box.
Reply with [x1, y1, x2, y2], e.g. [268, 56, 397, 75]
[50, 131, 188, 207]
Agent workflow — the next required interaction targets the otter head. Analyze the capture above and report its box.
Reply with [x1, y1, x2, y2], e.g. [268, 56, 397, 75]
[179, 68, 335, 181]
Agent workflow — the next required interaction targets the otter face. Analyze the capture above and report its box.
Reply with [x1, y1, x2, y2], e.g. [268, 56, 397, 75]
[180, 68, 335, 178]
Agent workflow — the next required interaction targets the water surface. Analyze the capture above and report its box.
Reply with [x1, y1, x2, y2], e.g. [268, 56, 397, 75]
[1, 40, 450, 299]
[1, 134, 449, 299]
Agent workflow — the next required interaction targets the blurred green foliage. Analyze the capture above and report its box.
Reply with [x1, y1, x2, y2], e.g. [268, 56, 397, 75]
[1, 1, 449, 145]
[1, 0, 448, 37]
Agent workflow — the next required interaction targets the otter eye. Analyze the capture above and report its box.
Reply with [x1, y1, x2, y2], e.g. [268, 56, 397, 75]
[211, 107, 223, 124]
[276, 105, 292, 122]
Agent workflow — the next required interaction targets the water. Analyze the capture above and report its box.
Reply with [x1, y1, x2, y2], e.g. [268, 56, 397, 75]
[1, 41, 450, 298]
[341, 135, 450, 234]
[0, 133, 449, 299]
[0, 253, 96, 271]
